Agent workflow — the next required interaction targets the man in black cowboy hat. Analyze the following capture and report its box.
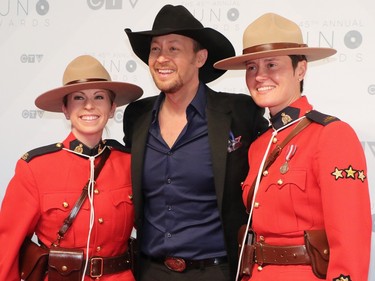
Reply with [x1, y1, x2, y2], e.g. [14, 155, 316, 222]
[123, 5, 268, 280]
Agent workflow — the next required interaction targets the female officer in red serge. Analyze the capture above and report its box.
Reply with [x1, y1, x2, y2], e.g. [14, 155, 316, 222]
[0, 55, 142, 280]
[215, 13, 372, 281]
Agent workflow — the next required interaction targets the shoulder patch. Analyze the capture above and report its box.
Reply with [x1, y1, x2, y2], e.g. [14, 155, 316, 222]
[104, 139, 130, 153]
[21, 143, 63, 163]
[305, 110, 340, 126]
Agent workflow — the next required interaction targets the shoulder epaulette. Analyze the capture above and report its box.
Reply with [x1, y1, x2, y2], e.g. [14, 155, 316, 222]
[104, 139, 130, 153]
[21, 143, 63, 163]
[305, 110, 340, 126]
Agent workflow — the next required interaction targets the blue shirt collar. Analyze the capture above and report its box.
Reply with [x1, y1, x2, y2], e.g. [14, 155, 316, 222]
[151, 82, 207, 124]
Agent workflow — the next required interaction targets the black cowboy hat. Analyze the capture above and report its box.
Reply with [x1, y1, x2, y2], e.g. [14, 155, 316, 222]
[125, 4, 235, 83]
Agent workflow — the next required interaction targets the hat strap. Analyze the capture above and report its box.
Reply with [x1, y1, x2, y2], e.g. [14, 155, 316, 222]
[243, 42, 308, 55]
[65, 78, 108, 86]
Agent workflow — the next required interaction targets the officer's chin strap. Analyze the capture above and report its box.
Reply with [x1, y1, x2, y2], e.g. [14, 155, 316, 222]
[235, 129, 277, 281]
[63, 147, 106, 280]
[235, 116, 306, 281]
[81, 155, 97, 281]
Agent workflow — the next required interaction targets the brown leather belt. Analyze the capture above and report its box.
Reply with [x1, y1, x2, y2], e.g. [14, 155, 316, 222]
[254, 242, 311, 265]
[142, 254, 228, 272]
[85, 252, 131, 278]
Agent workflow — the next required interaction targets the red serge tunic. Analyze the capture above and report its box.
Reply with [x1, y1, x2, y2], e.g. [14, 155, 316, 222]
[241, 97, 371, 281]
[0, 133, 135, 281]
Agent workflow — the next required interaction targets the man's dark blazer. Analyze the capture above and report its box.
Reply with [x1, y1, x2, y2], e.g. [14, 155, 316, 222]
[123, 85, 268, 280]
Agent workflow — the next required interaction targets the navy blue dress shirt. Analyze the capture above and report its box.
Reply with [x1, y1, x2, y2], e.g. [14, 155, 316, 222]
[141, 83, 227, 259]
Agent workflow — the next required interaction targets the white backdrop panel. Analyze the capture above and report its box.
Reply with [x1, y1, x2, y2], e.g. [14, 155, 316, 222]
[1, 0, 374, 279]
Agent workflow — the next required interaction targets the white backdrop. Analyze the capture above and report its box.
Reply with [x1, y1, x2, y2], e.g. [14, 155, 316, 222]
[1, 0, 374, 279]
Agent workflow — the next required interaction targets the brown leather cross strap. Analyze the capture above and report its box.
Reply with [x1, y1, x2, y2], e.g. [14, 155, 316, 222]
[246, 117, 312, 212]
[55, 147, 111, 244]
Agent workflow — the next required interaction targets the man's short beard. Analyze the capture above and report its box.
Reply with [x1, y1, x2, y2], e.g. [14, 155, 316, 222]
[153, 74, 183, 94]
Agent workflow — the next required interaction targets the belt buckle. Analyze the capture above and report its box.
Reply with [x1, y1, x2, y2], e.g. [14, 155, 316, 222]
[90, 257, 104, 278]
[164, 257, 186, 272]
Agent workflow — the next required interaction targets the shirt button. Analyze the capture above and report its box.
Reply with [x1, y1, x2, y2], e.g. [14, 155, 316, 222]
[166, 233, 172, 238]
[277, 179, 283, 185]
[96, 246, 101, 252]
[98, 218, 104, 224]
[62, 202, 69, 208]
[167, 206, 172, 211]
[168, 151, 173, 156]
[167, 178, 171, 184]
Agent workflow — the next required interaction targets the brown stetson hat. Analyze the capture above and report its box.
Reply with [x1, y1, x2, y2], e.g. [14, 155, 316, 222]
[124, 4, 235, 83]
[214, 13, 337, 70]
[35, 55, 143, 112]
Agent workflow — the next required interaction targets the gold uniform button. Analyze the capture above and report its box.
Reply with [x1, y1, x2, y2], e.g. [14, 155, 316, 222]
[259, 235, 265, 242]
[94, 189, 99, 194]
[240, 181, 244, 187]
[254, 202, 260, 208]
[96, 246, 101, 252]
[277, 179, 283, 185]
[98, 218, 104, 224]
[263, 170, 269, 176]
[272, 137, 278, 144]
[257, 265, 263, 271]
[128, 194, 133, 200]
[62, 202, 69, 208]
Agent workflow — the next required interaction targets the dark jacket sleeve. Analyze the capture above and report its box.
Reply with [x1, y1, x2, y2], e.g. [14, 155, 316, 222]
[123, 96, 156, 148]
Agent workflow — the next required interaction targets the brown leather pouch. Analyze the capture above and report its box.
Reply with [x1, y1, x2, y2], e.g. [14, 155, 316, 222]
[304, 229, 330, 279]
[48, 247, 83, 281]
[238, 225, 255, 278]
[19, 238, 49, 281]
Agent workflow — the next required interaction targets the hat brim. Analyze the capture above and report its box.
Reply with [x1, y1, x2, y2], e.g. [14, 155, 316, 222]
[35, 81, 143, 112]
[214, 47, 337, 70]
[125, 27, 235, 83]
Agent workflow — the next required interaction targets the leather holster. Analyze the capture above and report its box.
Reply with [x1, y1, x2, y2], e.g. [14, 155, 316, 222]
[238, 224, 255, 279]
[304, 229, 329, 279]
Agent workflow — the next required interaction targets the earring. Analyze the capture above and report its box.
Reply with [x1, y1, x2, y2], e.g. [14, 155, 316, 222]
[298, 78, 303, 82]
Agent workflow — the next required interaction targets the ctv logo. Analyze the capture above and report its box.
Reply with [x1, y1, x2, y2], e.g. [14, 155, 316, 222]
[20, 54, 43, 63]
[22, 110, 44, 119]
[87, 0, 139, 10]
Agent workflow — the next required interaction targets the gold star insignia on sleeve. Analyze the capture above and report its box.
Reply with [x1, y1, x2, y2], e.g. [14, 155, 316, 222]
[345, 165, 357, 179]
[333, 274, 351, 281]
[331, 167, 344, 180]
[357, 170, 366, 182]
